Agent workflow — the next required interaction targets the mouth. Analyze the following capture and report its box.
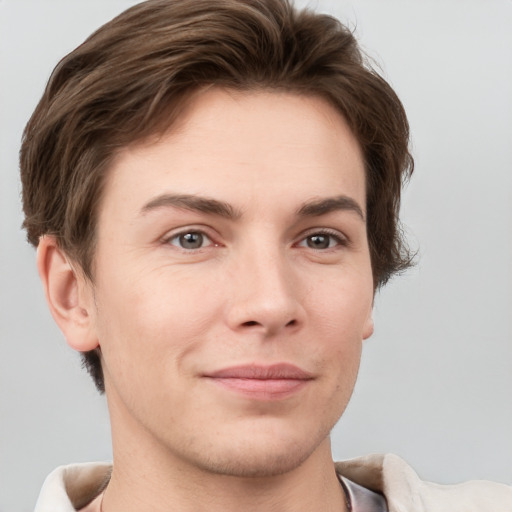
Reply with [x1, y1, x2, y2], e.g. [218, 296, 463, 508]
[203, 363, 314, 400]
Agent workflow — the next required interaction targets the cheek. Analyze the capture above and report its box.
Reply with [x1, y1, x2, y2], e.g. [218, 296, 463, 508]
[304, 269, 371, 377]
[307, 271, 373, 337]
[94, 265, 223, 369]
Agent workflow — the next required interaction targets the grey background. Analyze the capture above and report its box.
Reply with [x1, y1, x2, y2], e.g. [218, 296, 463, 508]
[1, 0, 511, 510]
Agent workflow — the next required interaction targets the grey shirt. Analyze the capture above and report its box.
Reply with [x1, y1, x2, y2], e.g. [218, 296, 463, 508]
[340, 476, 388, 511]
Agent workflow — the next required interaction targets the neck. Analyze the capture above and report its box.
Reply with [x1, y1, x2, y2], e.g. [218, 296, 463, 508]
[103, 446, 346, 512]
[103, 415, 346, 511]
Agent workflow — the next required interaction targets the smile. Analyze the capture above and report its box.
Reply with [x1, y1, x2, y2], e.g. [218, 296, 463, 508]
[203, 363, 314, 400]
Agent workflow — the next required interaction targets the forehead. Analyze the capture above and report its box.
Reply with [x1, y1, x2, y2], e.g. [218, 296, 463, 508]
[101, 88, 366, 217]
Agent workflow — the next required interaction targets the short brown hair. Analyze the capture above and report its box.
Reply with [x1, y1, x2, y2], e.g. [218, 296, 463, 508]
[20, 0, 414, 392]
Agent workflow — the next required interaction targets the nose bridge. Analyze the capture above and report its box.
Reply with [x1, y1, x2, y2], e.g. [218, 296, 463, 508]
[226, 234, 302, 334]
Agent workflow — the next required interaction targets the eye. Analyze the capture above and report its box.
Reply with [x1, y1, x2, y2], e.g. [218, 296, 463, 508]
[167, 231, 214, 250]
[298, 231, 345, 250]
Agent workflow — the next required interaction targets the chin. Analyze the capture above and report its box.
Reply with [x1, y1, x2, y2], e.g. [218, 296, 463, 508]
[184, 420, 332, 479]
[197, 446, 312, 478]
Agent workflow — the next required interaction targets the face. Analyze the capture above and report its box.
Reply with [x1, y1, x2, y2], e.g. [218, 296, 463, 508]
[86, 89, 374, 477]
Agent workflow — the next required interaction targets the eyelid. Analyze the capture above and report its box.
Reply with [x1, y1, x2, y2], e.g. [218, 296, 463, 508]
[161, 225, 219, 250]
[295, 228, 349, 249]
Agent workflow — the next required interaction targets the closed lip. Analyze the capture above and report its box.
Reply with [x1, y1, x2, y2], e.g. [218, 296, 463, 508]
[203, 363, 313, 400]
[204, 363, 314, 380]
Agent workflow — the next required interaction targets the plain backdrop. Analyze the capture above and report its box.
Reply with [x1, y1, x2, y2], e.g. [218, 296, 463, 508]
[1, 1, 511, 510]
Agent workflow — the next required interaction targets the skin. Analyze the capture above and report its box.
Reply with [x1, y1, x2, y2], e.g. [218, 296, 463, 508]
[38, 89, 374, 512]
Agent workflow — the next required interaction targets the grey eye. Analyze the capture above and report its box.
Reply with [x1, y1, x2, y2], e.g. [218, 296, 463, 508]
[169, 231, 212, 250]
[298, 232, 344, 250]
[307, 234, 333, 249]
[180, 232, 203, 249]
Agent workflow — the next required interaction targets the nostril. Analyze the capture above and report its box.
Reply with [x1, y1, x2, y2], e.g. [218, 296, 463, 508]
[242, 321, 259, 327]
[239, 319, 298, 329]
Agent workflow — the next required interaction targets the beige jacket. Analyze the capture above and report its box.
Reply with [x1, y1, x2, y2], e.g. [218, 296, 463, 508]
[335, 454, 512, 511]
[35, 454, 512, 511]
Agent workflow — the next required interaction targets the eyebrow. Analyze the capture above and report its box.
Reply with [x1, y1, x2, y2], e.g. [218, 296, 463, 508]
[140, 193, 242, 219]
[297, 195, 365, 221]
[140, 193, 364, 222]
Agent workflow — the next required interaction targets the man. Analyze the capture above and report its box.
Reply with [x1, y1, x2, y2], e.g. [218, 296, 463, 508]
[19, 0, 512, 510]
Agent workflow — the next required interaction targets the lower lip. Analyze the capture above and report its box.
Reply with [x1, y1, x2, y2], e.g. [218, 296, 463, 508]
[207, 377, 309, 400]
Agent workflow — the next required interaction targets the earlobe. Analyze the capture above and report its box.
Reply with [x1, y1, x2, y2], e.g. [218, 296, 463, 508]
[362, 300, 374, 340]
[362, 316, 374, 340]
[37, 236, 99, 352]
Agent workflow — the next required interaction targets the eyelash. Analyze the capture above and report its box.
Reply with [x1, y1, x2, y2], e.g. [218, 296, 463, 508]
[296, 229, 348, 251]
[164, 229, 217, 251]
[163, 227, 348, 252]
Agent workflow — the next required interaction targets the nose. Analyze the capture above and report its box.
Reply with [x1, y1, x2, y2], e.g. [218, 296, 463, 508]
[224, 244, 305, 337]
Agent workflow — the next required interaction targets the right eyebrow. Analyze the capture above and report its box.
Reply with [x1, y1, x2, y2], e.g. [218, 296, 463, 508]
[139, 193, 242, 220]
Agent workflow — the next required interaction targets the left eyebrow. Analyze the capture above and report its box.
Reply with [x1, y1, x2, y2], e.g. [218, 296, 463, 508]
[296, 195, 365, 221]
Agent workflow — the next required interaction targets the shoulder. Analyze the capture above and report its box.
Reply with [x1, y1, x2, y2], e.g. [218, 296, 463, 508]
[335, 453, 512, 512]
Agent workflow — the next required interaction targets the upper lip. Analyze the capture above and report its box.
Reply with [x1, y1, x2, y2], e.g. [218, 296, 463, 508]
[204, 363, 314, 380]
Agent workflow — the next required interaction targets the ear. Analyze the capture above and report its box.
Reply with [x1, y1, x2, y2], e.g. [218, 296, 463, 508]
[362, 301, 374, 340]
[37, 235, 99, 352]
